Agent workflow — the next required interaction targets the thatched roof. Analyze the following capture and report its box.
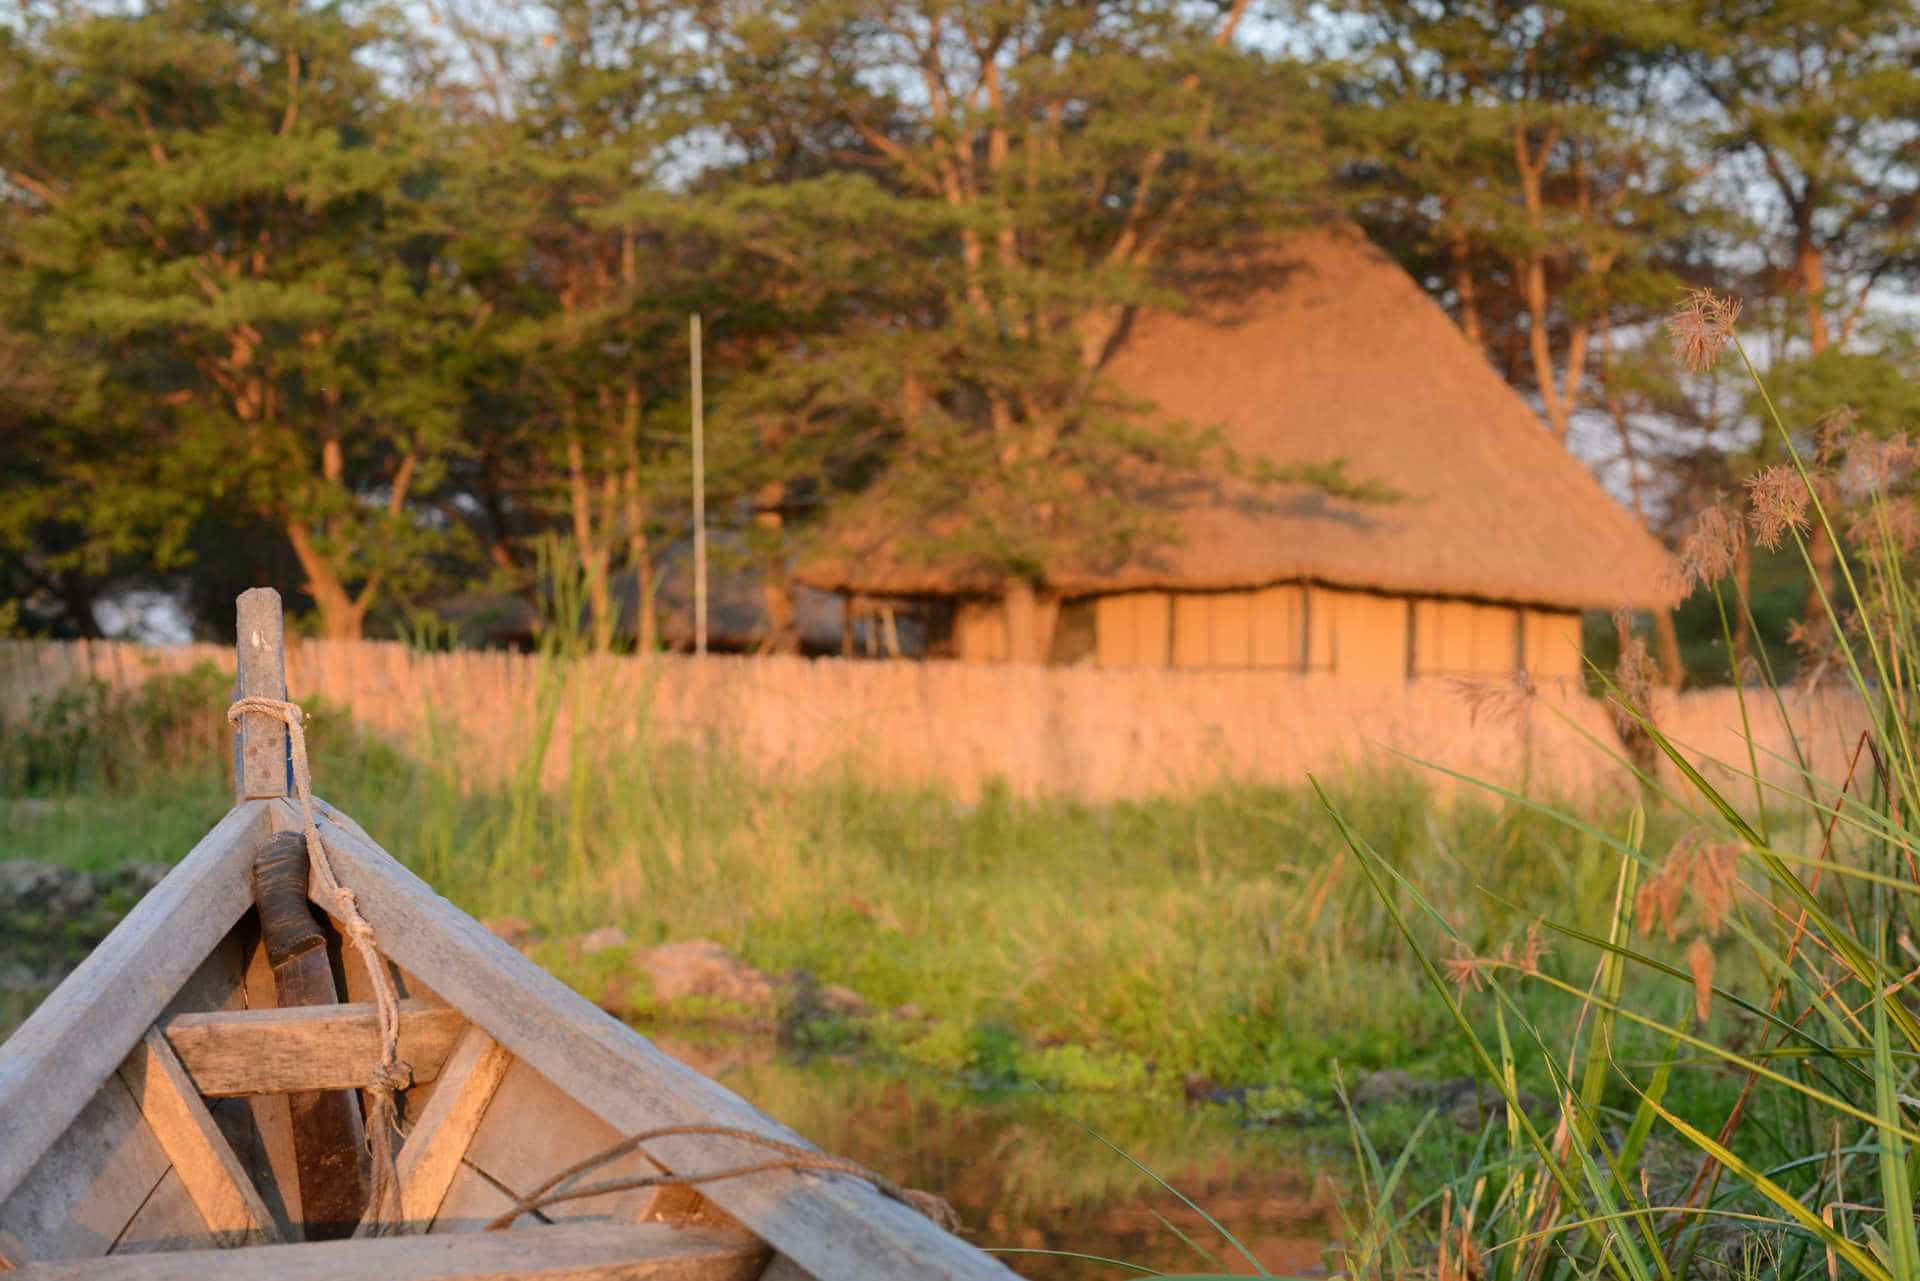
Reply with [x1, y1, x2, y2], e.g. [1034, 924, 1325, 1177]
[801, 224, 1677, 612]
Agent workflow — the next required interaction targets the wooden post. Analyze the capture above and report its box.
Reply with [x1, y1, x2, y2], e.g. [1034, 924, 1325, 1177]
[690, 313, 707, 657]
[234, 588, 292, 801]
[235, 588, 370, 1238]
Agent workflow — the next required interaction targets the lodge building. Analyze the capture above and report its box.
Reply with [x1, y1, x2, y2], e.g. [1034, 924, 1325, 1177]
[803, 224, 1675, 680]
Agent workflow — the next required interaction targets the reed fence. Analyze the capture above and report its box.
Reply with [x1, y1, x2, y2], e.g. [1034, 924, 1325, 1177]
[0, 639, 1871, 803]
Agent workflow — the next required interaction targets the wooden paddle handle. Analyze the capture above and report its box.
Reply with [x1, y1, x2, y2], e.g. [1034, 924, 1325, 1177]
[254, 832, 325, 968]
[252, 828, 370, 1237]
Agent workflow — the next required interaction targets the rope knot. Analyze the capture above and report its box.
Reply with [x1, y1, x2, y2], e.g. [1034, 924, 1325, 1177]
[372, 1060, 414, 1092]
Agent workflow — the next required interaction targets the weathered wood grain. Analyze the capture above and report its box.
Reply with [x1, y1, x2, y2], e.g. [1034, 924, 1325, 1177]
[0, 1077, 170, 1261]
[118, 1031, 278, 1247]
[232, 588, 290, 801]
[109, 1173, 207, 1256]
[12, 1222, 769, 1281]
[367, 1025, 512, 1235]
[238, 935, 300, 1237]
[0, 802, 271, 1211]
[459, 1059, 661, 1227]
[163, 1001, 464, 1098]
[157, 933, 248, 1025]
[284, 798, 1016, 1281]
[426, 1164, 524, 1235]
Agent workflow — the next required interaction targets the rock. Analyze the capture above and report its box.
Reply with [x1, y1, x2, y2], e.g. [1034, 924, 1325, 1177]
[0, 859, 92, 918]
[1183, 1074, 1248, 1107]
[483, 916, 539, 951]
[1348, 1069, 1546, 1131]
[97, 863, 168, 907]
[579, 926, 629, 955]
[777, 969, 871, 1050]
[632, 939, 778, 1012]
[1349, 1068, 1422, 1108]
[818, 983, 873, 1018]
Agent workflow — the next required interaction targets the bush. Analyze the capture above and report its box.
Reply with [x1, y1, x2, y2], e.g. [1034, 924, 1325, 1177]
[1, 664, 230, 795]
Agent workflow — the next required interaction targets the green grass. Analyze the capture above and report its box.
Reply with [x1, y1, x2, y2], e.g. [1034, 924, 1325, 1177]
[0, 657, 1695, 1105]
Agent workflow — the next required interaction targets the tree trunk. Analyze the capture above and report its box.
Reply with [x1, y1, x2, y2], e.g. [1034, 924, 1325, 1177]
[285, 524, 366, 640]
[1798, 241, 1836, 636]
[1449, 227, 1487, 357]
[565, 426, 613, 653]
[1004, 582, 1060, 665]
[756, 481, 799, 655]
[1655, 608, 1685, 690]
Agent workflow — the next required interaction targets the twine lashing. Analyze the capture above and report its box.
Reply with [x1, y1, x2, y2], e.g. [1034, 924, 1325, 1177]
[482, 1123, 960, 1233]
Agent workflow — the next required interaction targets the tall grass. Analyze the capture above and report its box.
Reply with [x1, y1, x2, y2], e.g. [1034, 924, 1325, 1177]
[1327, 295, 1920, 1279]
[3, 627, 1674, 1103]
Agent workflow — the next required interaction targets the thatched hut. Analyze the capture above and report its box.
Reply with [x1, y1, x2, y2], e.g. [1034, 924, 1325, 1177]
[801, 225, 1676, 681]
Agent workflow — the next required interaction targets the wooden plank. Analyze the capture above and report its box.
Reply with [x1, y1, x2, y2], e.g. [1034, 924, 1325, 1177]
[0, 1077, 170, 1261]
[755, 1258, 814, 1281]
[118, 1031, 278, 1247]
[238, 935, 300, 1237]
[285, 799, 1016, 1281]
[12, 1222, 769, 1281]
[109, 1172, 208, 1256]
[460, 1060, 658, 1227]
[163, 1001, 465, 1098]
[0, 802, 272, 1210]
[370, 1026, 512, 1234]
[157, 932, 249, 1025]
[428, 1163, 528, 1235]
[232, 587, 290, 801]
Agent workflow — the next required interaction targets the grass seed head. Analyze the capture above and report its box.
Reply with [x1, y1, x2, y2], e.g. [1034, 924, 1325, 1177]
[1745, 465, 1812, 550]
[1666, 502, 1744, 597]
[1668, 288, 1742, 372]
[1450, 672, 1537, 730]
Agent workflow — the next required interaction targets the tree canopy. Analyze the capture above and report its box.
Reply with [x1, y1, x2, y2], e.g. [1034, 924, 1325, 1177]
[1, 0, 1915, 678]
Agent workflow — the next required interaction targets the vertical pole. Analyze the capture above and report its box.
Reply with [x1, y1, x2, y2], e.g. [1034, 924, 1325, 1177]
[691, 313, 708, 656]
[235, 586, 369, 1236]
[233, 587, 292, 801]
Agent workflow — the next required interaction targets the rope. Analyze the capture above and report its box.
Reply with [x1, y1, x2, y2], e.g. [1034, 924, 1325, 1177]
[481, 1124, 960, 1233]
[227, 696, 410, 1236]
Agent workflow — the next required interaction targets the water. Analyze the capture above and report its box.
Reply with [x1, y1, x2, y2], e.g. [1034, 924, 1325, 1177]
[656, 1035, 1340, 1278]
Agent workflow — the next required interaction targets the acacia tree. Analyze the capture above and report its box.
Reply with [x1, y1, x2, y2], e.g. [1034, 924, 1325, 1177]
[1324, 0, 1707, 680]
[1679, 0, 1920, 626]
[692, 0, 1329, 661]
[0, 1, 472, 638]
[461, 0, 691, 652]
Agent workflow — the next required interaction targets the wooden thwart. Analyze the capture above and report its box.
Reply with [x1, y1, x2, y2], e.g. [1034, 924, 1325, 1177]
[163, 1001, 464, 1098]
[8, 1222, 769, 1281]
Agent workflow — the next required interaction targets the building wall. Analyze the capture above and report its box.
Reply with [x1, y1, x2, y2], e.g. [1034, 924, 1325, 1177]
[1091, 586, 1583, 682]
[956, 586, 1583, 680]
[954, 600, 1008, 663]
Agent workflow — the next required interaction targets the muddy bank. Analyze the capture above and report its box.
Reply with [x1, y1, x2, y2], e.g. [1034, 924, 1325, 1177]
[0, 858, 169, 995]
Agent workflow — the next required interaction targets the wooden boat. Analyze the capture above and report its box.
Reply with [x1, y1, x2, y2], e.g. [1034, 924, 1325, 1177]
[0, 590, 1016, 1280]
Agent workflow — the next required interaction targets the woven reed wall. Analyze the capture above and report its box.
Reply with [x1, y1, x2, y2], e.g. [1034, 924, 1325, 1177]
[0, 640, 1871, 802]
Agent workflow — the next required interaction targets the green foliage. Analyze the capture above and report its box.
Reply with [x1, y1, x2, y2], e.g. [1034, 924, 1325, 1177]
[0, 0, 477, 638]
[0, 663, 229, 794]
